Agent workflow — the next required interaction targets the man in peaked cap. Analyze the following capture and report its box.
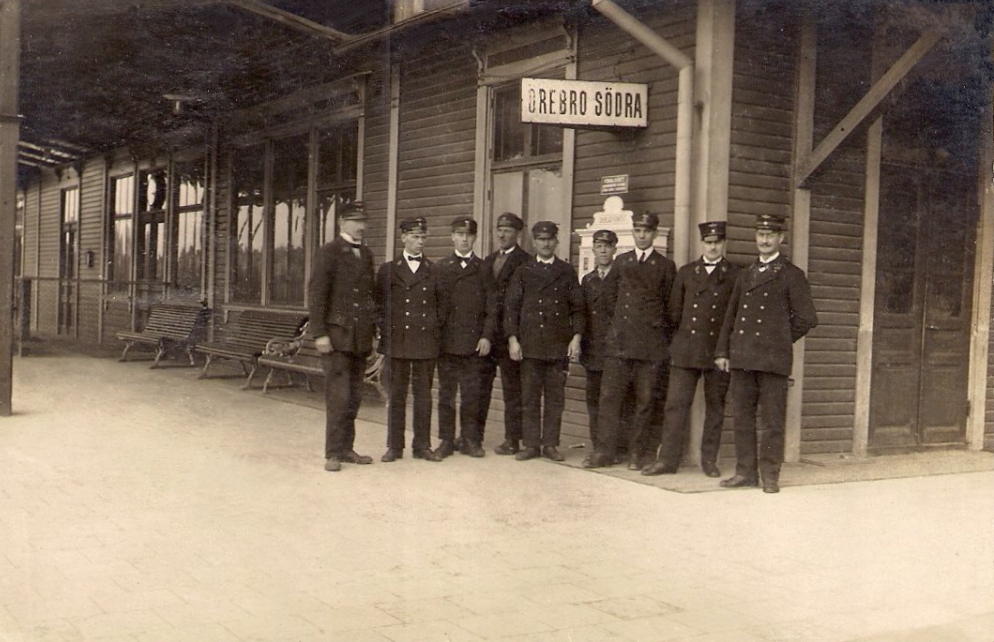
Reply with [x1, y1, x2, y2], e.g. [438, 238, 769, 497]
[644, 220, 741, 478]
[579, 229, 622, 467]
[309, 200, 376, 472]
[480, 212, 530, 455]
[584, 210, 677, 470]
[505, 221, 584, 462]
[714, 213, 818, 493]
[375, 216, 445, 463]
[433, 216, 495, 459]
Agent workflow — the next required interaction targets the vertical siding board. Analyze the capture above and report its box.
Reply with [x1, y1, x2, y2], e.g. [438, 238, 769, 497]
[77, 157, 106, 343]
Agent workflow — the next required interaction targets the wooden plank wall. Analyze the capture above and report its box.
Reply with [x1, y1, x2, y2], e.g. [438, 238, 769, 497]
[77, 157, 106, 343]
[727, 2, 794, 264]
[572, 2, 695, 259]
[362, 61, 392, 262]
[395, 36, 477, 259]
[35, 169, 66, 334]
[987, 271, 994, 444]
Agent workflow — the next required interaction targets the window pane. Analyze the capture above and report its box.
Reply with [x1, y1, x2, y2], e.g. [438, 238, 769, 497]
[318, 123, 359, 188]
[176, 210, 204, 294]
[531, 124, 563, 157]
[492, 171, 527, 253]
[493, 84, 526, 162]
[232, 146, 265, 303]
[271, 135, 309, 306]
[528, 167, 566, 259]
[110, 175, 134, 283]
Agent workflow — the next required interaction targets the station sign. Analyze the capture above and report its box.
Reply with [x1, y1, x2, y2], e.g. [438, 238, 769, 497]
[520, 78, 649, 128]
[600, 174, 629, 195]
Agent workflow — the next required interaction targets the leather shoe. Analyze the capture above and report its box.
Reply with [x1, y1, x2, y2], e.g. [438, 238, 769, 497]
[581, 452, 612, 469]
[340, 451, 373, 465]
[324, 456, 342, 472]
[542, 446, 565, 462]
[515, 447, 541, 461]
[763, 479, 780, 494]
[413, 448, 442, 462]
[720, 474, 759, 488]
[702, 461, 721, 478]
[465, 442, 485, 458]
[642, 461, 677, 476]
[454, 436, 465, 452]
[381, 448, 403, 463]
[627, 453, 646, 471]
[495, 439, 520, 455]
[434, 440, 456, 459]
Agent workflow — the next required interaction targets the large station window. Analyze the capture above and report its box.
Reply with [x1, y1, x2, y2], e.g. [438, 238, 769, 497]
[59, 186, 80, 334]
[174, 161, 206, 295]
[227, 118, 360, 307]
[137, 170, 167, 282]
[109, 174, 135, 283]
[231, 146, 265, 304]
[477, 26, 574, 258]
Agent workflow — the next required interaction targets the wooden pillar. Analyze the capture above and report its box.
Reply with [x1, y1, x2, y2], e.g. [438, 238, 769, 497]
[785, 9, 815, 462]
[386, 62, 400, 259]
[0, 0, 20, 417]
[687, 0, 735, 465]
[967, 81, 993, 450]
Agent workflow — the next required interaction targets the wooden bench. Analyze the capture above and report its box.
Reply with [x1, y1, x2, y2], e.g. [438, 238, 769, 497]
[257, 323, 386, 398]
[116, 302, 211, 368]
[194, 309, 308, 389]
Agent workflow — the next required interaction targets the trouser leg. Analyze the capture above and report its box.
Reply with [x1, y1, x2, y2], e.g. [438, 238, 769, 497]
[657, 366, 700, 468]
[730, 369, 760, 479]
[520, 359, 542, 449]
[437, 355, 458, 442]
[584, 368, 603, 450]
[758, 371, 789, 482]
[458, 356, 483, 445]
[597, 357, 632, 458]
[499, 354, 523, 442]
[627, 360, 663, 457]
[323, 351, 364, 459]
[410, 359, 435, 451]
[541, 359, 567, 447]
[477, 354, 497, 433]
[386, 358, 411, 450]
[701, 367, 731, 464]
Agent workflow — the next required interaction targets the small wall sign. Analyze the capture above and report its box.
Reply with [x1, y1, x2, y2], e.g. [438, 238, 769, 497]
[600, 174, 629, 195]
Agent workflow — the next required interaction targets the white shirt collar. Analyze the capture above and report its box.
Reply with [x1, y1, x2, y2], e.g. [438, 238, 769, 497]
[637, 248, 654, 260]
[537, 255, 555, 265]
[703, 256, 722, 265]
[455, 250, 473, 260]
[403, 251, 423, 261]
[502, 246, 517, 255]
[760, 252, 780, 264]
[340, 232, 360, 245]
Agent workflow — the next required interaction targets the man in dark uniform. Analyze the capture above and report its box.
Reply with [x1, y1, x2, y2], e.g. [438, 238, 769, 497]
[479, 212, 530, 455]
[505, 221, 584, 462]
[579, 230, 620, 467]
[308, 202, 377, 472]
[644, 221, 741, 478]
[586, 211, 677, 470]
[375, 216, 444, 463]
[715, 213, 818, 493]
[434, 216, 494, 459]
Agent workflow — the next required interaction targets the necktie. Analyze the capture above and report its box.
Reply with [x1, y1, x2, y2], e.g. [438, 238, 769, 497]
[598, 269, 607, 279]
[639, 252, 647, 264]
[493, 252, 508, 278]
[408, 255, 423, 263]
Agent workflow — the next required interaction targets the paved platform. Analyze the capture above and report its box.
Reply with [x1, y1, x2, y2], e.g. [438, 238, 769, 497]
[1, 351, 992, 642]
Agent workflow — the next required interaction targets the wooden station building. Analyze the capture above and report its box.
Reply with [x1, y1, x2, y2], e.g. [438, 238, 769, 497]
[13, 0, 994, 458]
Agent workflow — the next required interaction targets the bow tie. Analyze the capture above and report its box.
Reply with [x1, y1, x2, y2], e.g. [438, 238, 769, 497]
[347, 242, 362, 249]
[704, 260, 719, 266]
[407, 255, 423, 262]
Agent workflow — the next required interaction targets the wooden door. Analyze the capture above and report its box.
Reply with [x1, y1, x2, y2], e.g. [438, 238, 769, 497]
[869, 164, 977, 449]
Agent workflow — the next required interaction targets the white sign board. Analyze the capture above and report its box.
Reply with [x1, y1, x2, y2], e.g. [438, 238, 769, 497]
[600, 174, 629, 195]
[520, 78, 648, 128]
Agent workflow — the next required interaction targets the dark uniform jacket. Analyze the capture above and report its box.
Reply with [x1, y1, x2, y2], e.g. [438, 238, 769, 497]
[605, 249, 677, 362]
[375, 256, 445, 360]
[437, 254, 496, 356]
[668, 257, 742, 370]
[307, 236, 376, 356]
[504, 257, 585, 361]
[481, 245, 531, 357]
[715, 254, 818, 376]
[579, 266, 619, 372]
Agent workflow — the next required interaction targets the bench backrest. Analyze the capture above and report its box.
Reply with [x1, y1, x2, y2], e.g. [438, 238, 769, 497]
[141, 303, 211, 341]
[221, 310, 308, 351]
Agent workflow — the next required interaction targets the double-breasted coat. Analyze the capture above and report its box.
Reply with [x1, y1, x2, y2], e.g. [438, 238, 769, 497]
[668, 258, 742, 370]
[504, 257, 585, 361]
[579, 266, 619, 372]
[481, 246, 531, 358]
[715, 255, 818, 376]
[437, 254, 495, 356]
[307, 236, 376, 355]
[375, 257, 445, 360]
[605, 249, 677, 362]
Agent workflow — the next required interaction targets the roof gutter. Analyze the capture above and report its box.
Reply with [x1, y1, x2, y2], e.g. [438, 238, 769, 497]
[591, 0, 695, 266]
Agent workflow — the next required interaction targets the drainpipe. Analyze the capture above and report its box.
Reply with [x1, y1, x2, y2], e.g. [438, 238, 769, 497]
[592, 0, 695, 266]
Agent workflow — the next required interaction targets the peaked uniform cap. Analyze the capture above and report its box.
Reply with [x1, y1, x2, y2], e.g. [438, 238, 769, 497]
[632, 211, 659, 229]
[593, 229, 618, 245]
[450, 216, 478, 234]
[755, 213, 786, 231]
[698, 221, 726, 239]
[531, 220, 559, 238]
[496, 212, 524, 230]
[400, 217, 428, 233]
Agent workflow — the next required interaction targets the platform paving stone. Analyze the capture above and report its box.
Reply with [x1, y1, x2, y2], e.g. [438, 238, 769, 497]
[1, 352, 992, 642]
